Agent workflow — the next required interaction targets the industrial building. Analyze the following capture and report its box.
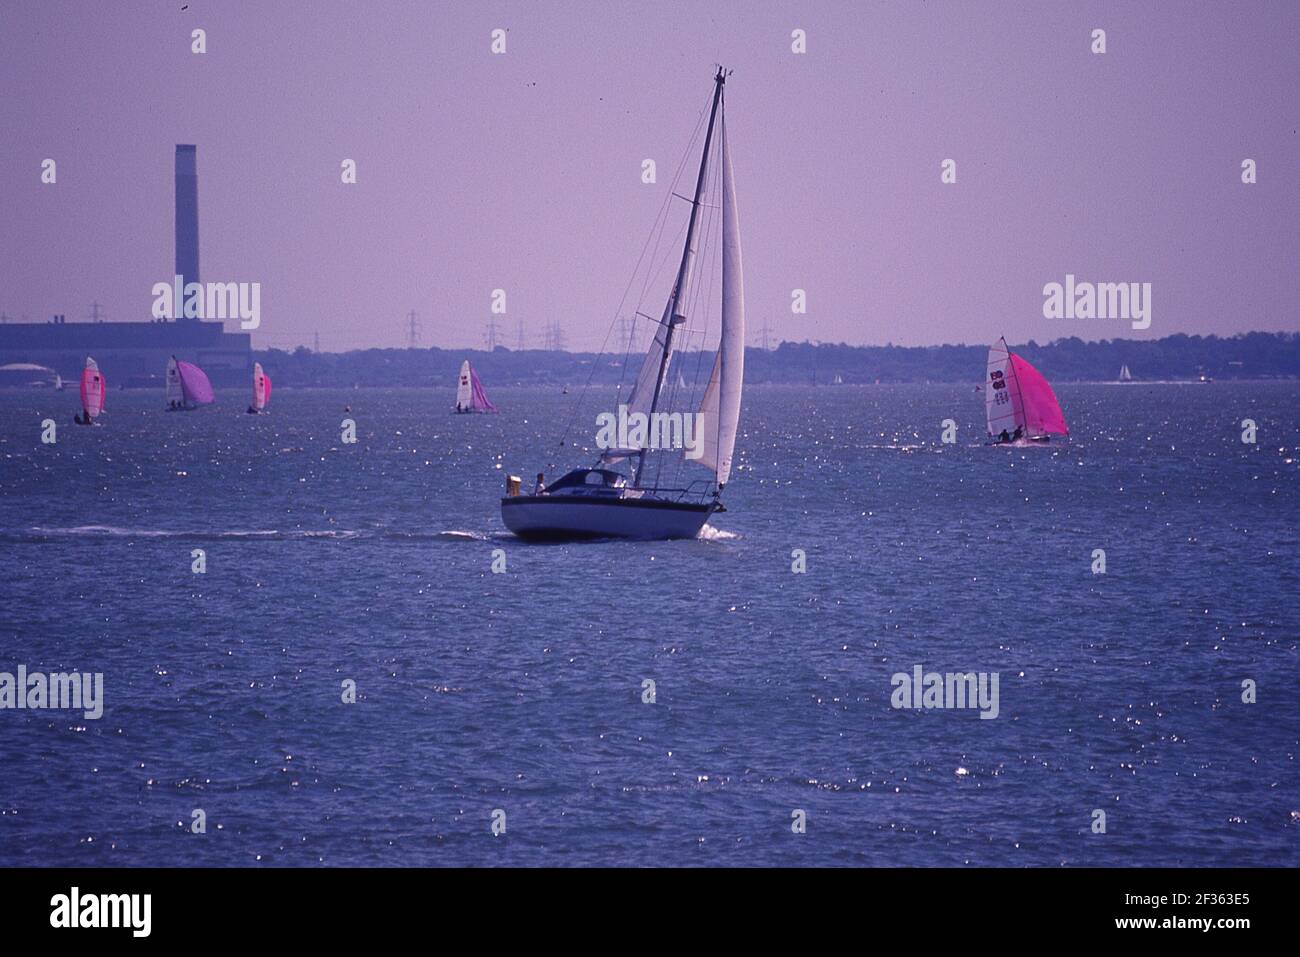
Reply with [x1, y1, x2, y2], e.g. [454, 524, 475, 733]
[0, 145, 251, 387]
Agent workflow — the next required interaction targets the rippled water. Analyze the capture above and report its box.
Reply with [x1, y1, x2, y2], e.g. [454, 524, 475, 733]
[0, 383, 1296, 866]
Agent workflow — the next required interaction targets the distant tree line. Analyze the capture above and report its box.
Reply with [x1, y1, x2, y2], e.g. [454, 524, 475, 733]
[253, 332, 1300, 388]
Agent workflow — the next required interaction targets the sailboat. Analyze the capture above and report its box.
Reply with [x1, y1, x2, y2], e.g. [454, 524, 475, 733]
[165, 356, 215, 410]
[1118, 364, 1133, 382]
[454, 359, 497, 413]
[501, 67, 744, 541]
[986, 337, 1068, 443]
[77, 356, 105, 424]
[248, 361, 272, 413]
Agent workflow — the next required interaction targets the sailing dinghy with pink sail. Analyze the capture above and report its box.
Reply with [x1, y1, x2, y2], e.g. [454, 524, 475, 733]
[165, 356, 215, 411]
[986, 337, 1068, 443]
[248, 362, 271, 413]
[76, 356, 105, 424]
[454, 359, 497, 413]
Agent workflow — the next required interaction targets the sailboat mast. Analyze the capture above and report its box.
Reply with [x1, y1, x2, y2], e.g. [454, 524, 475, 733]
[1002, 338, 1029, 434]
[635, 67, 727, 488]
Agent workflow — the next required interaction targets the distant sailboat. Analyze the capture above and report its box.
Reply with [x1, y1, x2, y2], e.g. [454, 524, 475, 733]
[502, 67, 744, 541]
[832, 374, 844, 385]
[165, 356, 215, 410]
[454, 359, 497, 413]
[1118, 364, 1133, 382]
[248, 361, 272, 413]
[986, 337, 1068, 443]
[77, 356, 105, 424]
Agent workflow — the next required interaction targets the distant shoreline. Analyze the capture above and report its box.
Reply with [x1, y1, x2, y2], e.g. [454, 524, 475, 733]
[4, 331, 1294, 389]
[7, 379, 1295, 395]
[241, 330, 1289, 387]
[244, 332, 1298, 388]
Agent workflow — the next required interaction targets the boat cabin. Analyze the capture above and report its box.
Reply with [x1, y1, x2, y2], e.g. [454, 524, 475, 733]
[542, 468, 629, 497]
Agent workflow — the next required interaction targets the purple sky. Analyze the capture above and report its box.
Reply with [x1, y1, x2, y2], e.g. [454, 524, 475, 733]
[2, 1, 1296, 350]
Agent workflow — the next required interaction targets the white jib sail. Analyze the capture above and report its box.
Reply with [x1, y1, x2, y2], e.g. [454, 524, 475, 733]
[985, 337, 1023, 437]
[456, 360, 473, 409]
[165, 356, 183, 406]
[696, 114, 744, 486]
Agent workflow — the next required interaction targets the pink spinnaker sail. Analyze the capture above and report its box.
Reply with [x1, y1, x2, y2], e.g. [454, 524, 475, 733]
[252, 362, 271, 410]
[80, 357, 105, 419]
[176, 360, 214, 406]
[469, 366, 497, 413]
[1008, 354, 1068, 436]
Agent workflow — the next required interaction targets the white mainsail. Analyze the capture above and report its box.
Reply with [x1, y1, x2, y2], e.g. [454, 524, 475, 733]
[696, 115, 744, 486]
[1119, 364, 1132, 382]
[165, 356, 183, 406]
[455, 360, 473, 410]
[985, 337, 1022, 437]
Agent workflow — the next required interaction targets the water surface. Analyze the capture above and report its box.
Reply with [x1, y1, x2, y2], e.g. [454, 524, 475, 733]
[0, 383, 1296, 866]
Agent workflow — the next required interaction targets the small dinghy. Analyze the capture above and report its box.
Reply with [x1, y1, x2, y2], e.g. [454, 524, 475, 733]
[76, 356, 105, 424]
[454, 359, 497, 413]
[248, 362, 272, 413]
[165, 356, 215, 411]
[986, 337, 1068, 444]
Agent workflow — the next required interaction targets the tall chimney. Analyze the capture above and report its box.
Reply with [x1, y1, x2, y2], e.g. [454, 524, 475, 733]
[174, 145, 200, 318]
